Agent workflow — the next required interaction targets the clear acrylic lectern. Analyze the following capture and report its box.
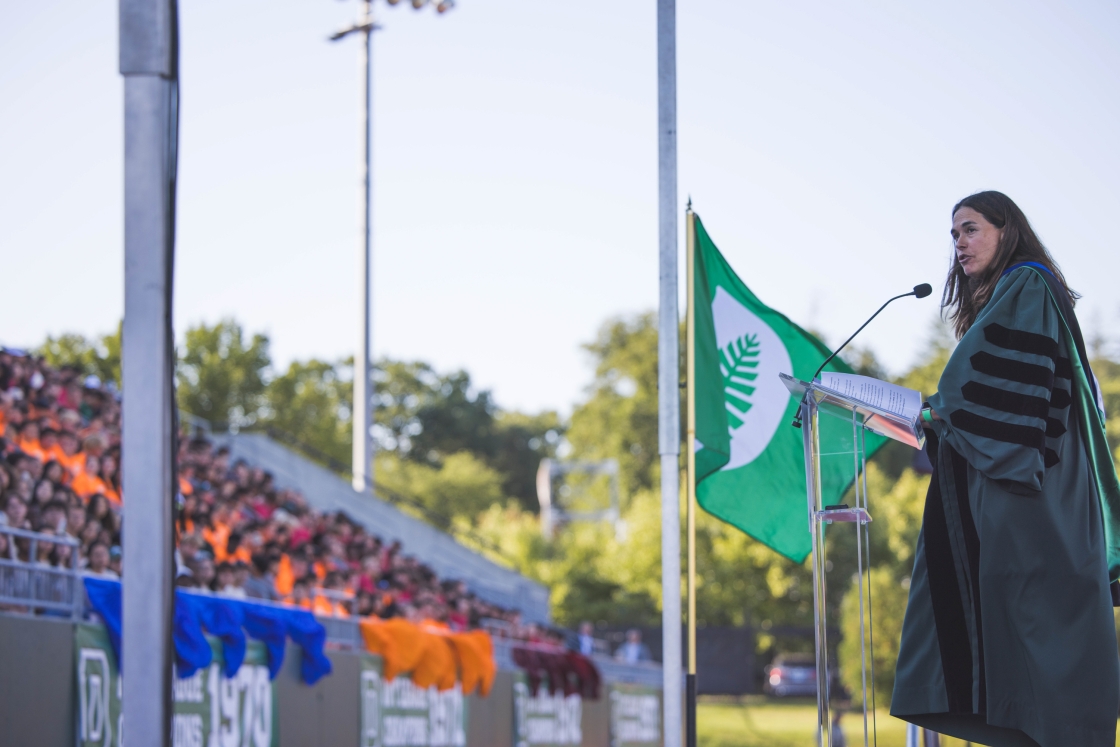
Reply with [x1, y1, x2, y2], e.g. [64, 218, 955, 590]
[779, 373, 925, 747]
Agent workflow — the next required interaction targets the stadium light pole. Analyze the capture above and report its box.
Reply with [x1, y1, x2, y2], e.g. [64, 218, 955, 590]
[331, 0, 454, 496]
[120, 0, 179, 745]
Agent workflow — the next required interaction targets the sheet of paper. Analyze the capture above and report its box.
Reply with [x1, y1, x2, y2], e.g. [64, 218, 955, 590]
[818, 372, 922, 421]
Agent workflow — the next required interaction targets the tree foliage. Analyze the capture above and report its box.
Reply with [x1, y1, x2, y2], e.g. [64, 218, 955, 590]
[178, 319, 271, 426]
[262, 357, 353, 467]
[37, 326, 121, 386]
[566, 313, 664, 499]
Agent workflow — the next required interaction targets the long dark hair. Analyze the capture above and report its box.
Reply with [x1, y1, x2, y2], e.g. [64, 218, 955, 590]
[943, 191, 1077, 338]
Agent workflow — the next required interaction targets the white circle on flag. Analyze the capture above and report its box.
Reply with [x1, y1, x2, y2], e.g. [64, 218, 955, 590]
[711, 286, 794, 470]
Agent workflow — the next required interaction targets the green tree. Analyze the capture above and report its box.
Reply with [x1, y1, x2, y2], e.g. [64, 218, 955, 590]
[566, 313, 663, 499]
[373, 359, 560, 511]
[488, 410, 564, 512]
[838, 566, 911, 705]
[37, 326, 122, 386]
[376, 451, 507, 531]
[262, 358, 353, 467]
[466, 495, 662, 627]
[177, 320, 271, 426]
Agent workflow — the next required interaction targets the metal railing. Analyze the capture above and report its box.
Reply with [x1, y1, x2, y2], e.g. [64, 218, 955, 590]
[0, 526, 84, 618]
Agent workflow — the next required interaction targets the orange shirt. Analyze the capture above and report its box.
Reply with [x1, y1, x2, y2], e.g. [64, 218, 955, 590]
[203, 522, 231, 563]
[72, 471, 109, 500]
[274, 554, 295, 597]
[102, 484, 122, 507]
[311, 595, 349, 618]
[17, 438, 46, 463]
[52, 447, 84, 481]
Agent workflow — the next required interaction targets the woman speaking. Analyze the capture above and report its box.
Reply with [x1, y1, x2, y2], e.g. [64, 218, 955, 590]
[891, 191, 1120, 747]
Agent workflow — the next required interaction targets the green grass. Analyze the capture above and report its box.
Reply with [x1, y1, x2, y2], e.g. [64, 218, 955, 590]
[698, 696, 1120, 747]
[697, 696, 948, 747]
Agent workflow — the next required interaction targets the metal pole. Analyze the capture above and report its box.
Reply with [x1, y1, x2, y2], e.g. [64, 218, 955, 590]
[657, 0, 682, 744]
[120, 1, 177, 744]
[684, 207, 698, 747]
[352, 0, 375, 494]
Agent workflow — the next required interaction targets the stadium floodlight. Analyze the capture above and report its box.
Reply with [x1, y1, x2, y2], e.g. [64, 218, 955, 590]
[330, 0, 453, 497]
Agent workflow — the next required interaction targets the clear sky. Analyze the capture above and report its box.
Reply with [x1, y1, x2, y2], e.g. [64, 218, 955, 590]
[2, 1, 1119, 415]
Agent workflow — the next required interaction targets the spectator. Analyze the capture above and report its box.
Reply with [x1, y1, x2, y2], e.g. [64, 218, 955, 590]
[214, 562, 245, 598]
[614, 629, 651, 664]
[65, 504, 86, 540]
[108, 546, 122, 576]
[72, 454, 106, 500]
[84, 542, 118, 579]
[2, 495, 29, 529]
[37, 500, 67, 533]
[187, 556, 216, 592]
[176, 533, 201, 578]
[244, 554, 279, 601]
[578, 621, 595, 656]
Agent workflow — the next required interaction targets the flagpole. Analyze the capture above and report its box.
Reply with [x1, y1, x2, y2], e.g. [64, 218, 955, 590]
[656, 0, 682, 746]
[685, 205, 698, 747]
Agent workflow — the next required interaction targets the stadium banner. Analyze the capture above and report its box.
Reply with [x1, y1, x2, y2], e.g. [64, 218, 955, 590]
[609, 683, 661, 747]
[512, 673, 583, 747]
[76, 624, 122, 747]
[360, 654, 383, 747]
[373, 664, 468, 747]
[75, 623, 278, 747]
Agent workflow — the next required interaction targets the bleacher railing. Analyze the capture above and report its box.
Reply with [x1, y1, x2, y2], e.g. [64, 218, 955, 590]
[0, 526, 84, 618]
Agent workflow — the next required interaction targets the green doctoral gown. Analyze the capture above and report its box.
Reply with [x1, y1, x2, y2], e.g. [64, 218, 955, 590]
[891, 264, 1120, 747]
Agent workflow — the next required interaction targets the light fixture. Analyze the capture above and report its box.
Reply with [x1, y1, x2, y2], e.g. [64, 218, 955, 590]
[436, 0, 454, 11]
[411, 0, 428, 8]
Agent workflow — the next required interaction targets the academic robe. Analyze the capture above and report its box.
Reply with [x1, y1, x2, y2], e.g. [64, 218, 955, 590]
[891, 264, 1120, 747]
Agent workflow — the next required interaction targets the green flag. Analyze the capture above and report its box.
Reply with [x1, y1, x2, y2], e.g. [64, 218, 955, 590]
[692, 213, 886, 562]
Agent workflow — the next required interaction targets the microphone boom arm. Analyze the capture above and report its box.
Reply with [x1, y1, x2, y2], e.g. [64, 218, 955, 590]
[809, 290, 917, 383]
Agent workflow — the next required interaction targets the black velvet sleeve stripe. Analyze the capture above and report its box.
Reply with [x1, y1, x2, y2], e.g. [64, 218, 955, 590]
[1050, 388, 1071, 409]
[1045, 449, 1060, 468]
[1045, 418, 1067, 438]
[960, 381, 1049, 419]
[1055, 358, 1073, 380]
[970, 351, 1054, 389]
[983, 323, 1059, 360]
[950, 409, 1046, 451]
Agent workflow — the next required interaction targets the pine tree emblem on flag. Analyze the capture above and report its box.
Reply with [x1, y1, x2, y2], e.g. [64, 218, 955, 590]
[691, 213, 885, 562]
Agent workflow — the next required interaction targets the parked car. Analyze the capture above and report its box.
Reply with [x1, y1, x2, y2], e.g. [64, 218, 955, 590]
[764, 653, 818, 697]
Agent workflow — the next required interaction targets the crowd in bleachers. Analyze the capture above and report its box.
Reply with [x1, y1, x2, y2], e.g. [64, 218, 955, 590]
[0, 348, 542, 637]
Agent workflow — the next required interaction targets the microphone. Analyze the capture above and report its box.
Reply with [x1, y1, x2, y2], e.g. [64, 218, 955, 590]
[792, 283, 932, 428]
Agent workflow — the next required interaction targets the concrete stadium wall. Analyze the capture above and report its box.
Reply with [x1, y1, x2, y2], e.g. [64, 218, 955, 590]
[276, 645, 361, 747]
[0, 614, 76, 747]
[211, 432, 551, 623]
[4, 613, 663, 747]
